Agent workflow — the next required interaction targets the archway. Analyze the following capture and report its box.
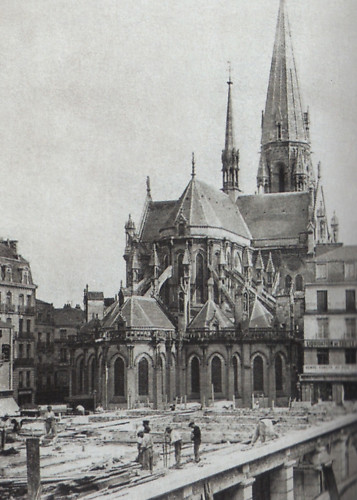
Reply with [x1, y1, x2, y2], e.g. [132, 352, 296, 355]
[114, 357, 125, 396]
[275, 354, 283, 392]
[253, 355, 264, 392]
[211, 356, 222, 393]
[138, 358, 149, 396]
[191, 356, 200, 394]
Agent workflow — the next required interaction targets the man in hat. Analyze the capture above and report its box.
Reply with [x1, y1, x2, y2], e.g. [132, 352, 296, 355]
[165, 426, 182, 467]
[44, 406, 57, 437]
[141, 427, 154, 473]
[188, 421, 201, 463]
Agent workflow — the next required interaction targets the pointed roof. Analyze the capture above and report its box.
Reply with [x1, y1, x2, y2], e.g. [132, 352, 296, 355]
[262, 0, 308, 145]
[249, 298, 273, 329]
[160, 177, 251, 243]
[255, 251, 265, 270]
[188, 300, 234, 330]
[224, 78, 235, 151]
[102, 296, 175, 330]
[266, 252, 275, 273]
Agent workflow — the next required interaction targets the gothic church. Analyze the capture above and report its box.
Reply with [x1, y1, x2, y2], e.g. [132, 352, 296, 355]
[69, 0, 340, 410]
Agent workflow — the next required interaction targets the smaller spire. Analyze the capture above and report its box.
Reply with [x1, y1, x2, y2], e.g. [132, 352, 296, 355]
[146, 176, 152, 198]
[191, 152, 196, 178]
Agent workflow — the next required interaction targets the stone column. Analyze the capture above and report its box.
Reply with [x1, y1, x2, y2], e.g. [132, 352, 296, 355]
[226, 345, 234, 400]
[126, 345, 135, 409]
[231, 478, 255, 500]
[200, 345, 208, 406]
[270, 460, 296, 500]
[241, 344, 251, 407]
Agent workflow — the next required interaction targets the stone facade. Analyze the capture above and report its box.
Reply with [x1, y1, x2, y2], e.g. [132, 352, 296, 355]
[67, 0, 350, 410]
[0, 239, 37, 406]
[301, 246, 357, 403]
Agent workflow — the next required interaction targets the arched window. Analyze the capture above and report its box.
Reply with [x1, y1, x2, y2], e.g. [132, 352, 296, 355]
[160, 281, 170, 305]
[177, 253, 184, 283]
[79, 359, 84, 393]
[226, 251, 231, 268]
[138, 358, 149, 396]
[191, 356, 200, 393]
[243, 292, 248, 313]
[277, 122, 282, 140]
[211, 356, 222, 393]
[285, 275, 292, 292]
[214, 252, 220, 270]
[253, 356, 264, 392]
[295, 274, 303, 292]
[275, 355, 283, 392]
[279, 165, 285, 192]
[114, 357, 125, 396]
[158, 356, 164, 395]
[233, 356, 239, 394]
[196, 253, 204, 303]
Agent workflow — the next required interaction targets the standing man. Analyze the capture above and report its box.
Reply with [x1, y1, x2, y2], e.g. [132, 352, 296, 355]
[44, 406, 56, 437]
[165, 427, 182, 467]
[141, 428, 154, 473]
[188, 421, 201, 463]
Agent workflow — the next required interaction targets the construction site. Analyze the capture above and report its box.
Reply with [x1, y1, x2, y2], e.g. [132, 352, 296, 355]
[1, 401, 357, 499]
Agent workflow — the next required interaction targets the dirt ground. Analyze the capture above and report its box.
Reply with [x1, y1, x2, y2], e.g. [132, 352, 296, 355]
[1, 400, 355, 499]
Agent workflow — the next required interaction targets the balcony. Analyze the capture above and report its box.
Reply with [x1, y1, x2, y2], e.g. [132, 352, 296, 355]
[37, 341, 55, 353]
[14, 357, 35, 368]
[17, 332, 35, 341]
[304, 364, 357, 374]
[5, 304, 16, 313]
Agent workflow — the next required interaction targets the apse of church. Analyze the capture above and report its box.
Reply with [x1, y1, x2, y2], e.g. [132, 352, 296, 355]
[69, 0, 342, 410]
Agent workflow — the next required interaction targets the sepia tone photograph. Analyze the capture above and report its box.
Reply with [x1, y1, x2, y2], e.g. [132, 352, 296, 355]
[0, 0, 357, 498]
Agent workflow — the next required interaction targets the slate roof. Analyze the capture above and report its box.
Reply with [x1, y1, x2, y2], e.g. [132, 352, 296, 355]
[160, 178, 251, 241]
[102, 296, 175, 330]
[188, 300, 234, 330]
[249, 299, 273, 329]
[53, 306, 85, 327]
[315, 245, 357, 263]
[86, 291, 104, 300]
[140, 200, 177, 242]
[237, 192, 310, 245]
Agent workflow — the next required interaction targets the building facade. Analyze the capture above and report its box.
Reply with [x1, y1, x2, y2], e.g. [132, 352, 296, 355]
[35, 301, 84, 404]
[68, 0, 350, 410]
[301, 246, 357, 403]
[0, 239, 37, 406]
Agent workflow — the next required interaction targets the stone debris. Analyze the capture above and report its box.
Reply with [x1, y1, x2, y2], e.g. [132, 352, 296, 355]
[0, 402, 354, 499]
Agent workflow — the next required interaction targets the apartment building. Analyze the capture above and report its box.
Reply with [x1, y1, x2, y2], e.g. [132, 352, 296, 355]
[301, 246, 357, 403]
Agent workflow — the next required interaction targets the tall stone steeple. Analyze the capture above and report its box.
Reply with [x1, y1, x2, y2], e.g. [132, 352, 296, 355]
[222, 69, 240, 200]
[258, 0, 313, 193]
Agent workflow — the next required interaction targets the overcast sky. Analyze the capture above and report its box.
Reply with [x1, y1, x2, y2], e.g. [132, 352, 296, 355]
[0, 0, 356, 307]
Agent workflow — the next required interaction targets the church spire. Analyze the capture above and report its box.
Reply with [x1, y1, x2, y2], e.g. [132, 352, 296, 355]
[258, 0, 312, 193]
[222, 65, 240, 199]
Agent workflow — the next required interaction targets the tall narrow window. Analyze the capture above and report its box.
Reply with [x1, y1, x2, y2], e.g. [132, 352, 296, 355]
[211, 356, 222, 393]
[285, 275, 292, 292]
[114, 357, 125, 396]
[317, 349, 329, 365]
[191, 356, 200, 393]
[345, 319, 356, 339]
[346, 290, 356, 312]
[345, 349, 356, 364]
[89, 358, 95, 393]
[138, 358, 149, 396]
[233, 356, 238, 395]
[317, 318, 329, 339]
[196, 253, 204, 304]
[178, 292, 184, 313]
[275, 355, 283, 391]
[295, 275, 303, 292]
[253, 356, 264, 392]
[177, 254, 184, 283]
[317, 290, 328, 313]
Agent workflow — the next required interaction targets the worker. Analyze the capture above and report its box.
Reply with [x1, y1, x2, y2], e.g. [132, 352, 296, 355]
[135, 429, 144, 464]
[1, 414, 10, 450]
[11, 418, 22, 434]
[251, 417, 279, 445]
[141, 428, 154, 473]
[143, 420, 150, 433]
[75, 405, 85, 415]
[188, 421, 201, 463]
[165, 426, 182, 467]
[44, 405, 57, 437]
